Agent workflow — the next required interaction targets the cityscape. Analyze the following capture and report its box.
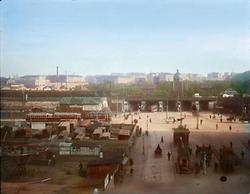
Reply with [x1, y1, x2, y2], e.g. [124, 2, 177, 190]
[0, 70, 245, 91]
[1, 0, 250, 194]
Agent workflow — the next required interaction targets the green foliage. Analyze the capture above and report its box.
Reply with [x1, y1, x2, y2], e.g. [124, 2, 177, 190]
[87, 79, 248, 98]
[230, 80, 248, 94]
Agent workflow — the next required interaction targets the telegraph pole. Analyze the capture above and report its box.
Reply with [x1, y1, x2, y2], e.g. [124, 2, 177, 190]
[166, 100, 169, 120]
[203, 152, 207, 175]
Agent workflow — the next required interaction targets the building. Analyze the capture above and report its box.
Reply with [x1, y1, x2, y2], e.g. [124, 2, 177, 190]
[87, 152, 125, 179]
[173, 69, 183, 98]
[46, 75, 85, 89]
[220, 88, 239, 98]
[59, 97, 109, 112]
[85, 75, 117, 84]
[159, 73, 174, 82]
[116, 76, 135, 84]
[118, 129, 130, 140]
[59, 141, 100, 156]
[93, 127, 111, 140]
[207, 72, 223, 80]
[16, 76, 50, 89]
[147, 73, 160, 84]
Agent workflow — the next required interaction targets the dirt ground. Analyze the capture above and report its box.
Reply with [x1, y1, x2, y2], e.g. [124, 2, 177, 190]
[109, 111, 250, 194]
[2, 157, 102, 194]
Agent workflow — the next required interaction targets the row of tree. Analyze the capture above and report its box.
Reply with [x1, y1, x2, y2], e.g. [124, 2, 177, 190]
[87, 79, 249, 98]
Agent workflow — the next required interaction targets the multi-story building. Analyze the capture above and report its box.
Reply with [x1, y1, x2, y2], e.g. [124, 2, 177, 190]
[207, 72, 223, 80]
[46, 75, 85, 89]
[159, 73, 174, 82]
[116, 76, 135, 84]
[17, 75, 49, 88]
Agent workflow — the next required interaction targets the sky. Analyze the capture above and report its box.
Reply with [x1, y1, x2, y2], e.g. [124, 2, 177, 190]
[1, 0, 250, 76]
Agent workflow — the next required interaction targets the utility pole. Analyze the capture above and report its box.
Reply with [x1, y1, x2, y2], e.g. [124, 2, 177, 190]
[116, 95, 119, 117]
[142, 135, 145, 155]
[203, 152, 207, 175]
[196, 101, 200, 129]
[146, 118, 149, 131]
[196, 115, 199, 129]
[166, 100, 169, 120]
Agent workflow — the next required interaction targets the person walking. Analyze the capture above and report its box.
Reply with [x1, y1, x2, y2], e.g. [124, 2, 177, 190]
[216, 124, 218, 130]
[161, 136, 164, 143]
[79, 161, 83, 172]
[130, 168, 134, 175]
[167, 152, 171, 161]
[200, 119, 203, 125]
[229, 125, 232, 132]
[230, 141, 233, 148]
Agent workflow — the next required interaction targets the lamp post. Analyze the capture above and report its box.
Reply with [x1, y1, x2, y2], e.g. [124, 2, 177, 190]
[146, 117, 149, 131]
[203, 151, 207, 175]
[116, 95, 119, 117]
[166, 100, 169, 120]
[196, 101, 200, 129]
[142, 135, 145, 155]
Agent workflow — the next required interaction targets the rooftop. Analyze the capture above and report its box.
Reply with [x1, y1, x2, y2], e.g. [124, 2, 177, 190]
[60, 97, 105, 105]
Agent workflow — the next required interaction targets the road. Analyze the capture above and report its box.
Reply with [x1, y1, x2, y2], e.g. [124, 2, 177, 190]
[108, 111, 250, 194]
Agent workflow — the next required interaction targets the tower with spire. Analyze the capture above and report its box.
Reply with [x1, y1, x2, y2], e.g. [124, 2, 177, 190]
[173, 69, 183, 98]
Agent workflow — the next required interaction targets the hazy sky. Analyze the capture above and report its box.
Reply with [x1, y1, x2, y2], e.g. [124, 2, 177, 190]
[1, 0, 250, 76]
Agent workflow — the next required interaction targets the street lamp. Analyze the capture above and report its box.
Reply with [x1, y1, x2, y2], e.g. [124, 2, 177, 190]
[166, 100, 169, 120]
[203, 151, 207, 175]
[142, 135, 145, 155]
[196, 101, 200, 129]
[146, 117, 149, 131]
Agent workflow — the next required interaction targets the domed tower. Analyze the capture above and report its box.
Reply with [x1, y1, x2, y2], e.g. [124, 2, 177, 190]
[173, 69, 183, 98]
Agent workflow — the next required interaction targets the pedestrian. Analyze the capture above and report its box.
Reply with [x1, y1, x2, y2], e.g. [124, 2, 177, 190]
[209, 115, 211, 119]
[216, 124, 218, 130]
[230, 141, 233, 148]
[220, 118, 222, 123]
[229, 125, 232, 131]
[130, 168, 134, 175]
[149, 118, 152, 123]
[167, 152, 171, 161]
[241, 151, 245, 160]
[200, 119, 203, 125]
[79, 161, 83, 171]
[161, 136, 164, 143]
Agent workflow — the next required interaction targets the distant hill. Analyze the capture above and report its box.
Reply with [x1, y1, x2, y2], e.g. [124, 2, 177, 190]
[232, 71, 250, 81]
